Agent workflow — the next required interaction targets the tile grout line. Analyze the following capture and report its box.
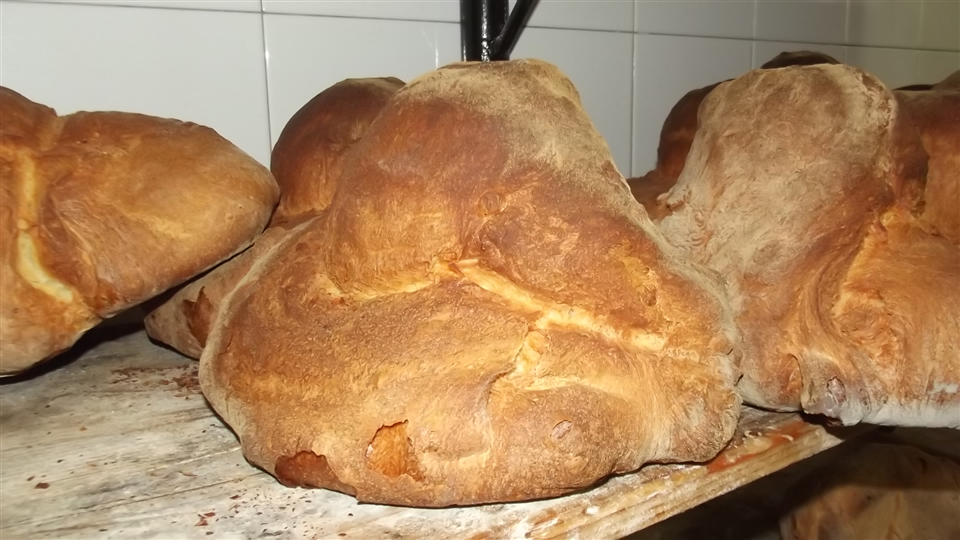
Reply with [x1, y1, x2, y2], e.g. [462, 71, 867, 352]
[915, 0, 925, 82]
[259, 2, 274, 163]
[843, 0, 850, 64]
[5, 0, 959, 53]
[844, 0, 850, 46]
[1, 0, 258, 15]
[628, 0, 636, 177]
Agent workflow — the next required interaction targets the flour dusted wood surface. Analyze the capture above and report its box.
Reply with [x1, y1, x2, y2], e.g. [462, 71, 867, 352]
[0, 328, 864, 539]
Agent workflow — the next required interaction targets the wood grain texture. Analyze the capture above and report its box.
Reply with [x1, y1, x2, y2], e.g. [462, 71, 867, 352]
[0, 328, 866, 539]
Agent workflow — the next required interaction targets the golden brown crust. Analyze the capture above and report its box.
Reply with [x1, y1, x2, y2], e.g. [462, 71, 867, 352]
[0, 87, 279, 375]
[826, 213, 959, 425]
[896, 83, 960, 245]
[269, 77, 404, 226]
[144, 225, 291, 358]
[627, 170, 677, 222]
[627, 83, 719, 221]
[201, 59, 742, 507]
[0, 88, 96, 373]
[628, 51, 840, 220]
[37, 111, 279, 314]
[146, 78, 400, 358]
[660, 65, 958, 427]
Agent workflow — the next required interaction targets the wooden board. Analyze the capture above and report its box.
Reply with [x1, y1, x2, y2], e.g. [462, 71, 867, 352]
[0, 328, 867, 540]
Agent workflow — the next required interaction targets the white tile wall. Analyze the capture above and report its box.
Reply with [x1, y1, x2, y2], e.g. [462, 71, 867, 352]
[512, 27, 634, 173]
[263, 14, 460, 146]
[918, 50, 960, 83]
[18, 0, 259, 11]
[0, 1, 272, 165]
[263, 0, 635, 32]
[1, 0, 959, 182]
[752, 40, 847, 67]
[514, 0, 634, 32]
[756, 0, 847, 44]
[920, 0, 960, 51]
[635, 0, 754, 39]
[846, 46, 919, 88]
[263, 0, 460, 22]
[848, 1, 922, 49]
[632, 34, 752, 177]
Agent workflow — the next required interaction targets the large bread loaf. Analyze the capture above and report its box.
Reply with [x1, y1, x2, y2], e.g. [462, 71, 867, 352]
[0, 87, 278, 374]
[198, 59, 742, 506]
[659, 65, 959, 427]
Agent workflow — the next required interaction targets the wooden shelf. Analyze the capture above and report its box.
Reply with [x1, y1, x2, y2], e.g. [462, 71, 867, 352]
[0, 328, 867, 539]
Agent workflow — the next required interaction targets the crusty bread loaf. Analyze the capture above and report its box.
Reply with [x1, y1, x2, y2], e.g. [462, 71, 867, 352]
[896, 74, 960, 245]
[199, 59, 742, 506]
[145, 77, 403, 358]
[659, 65, 959, 427]
[269, 77, 404, 226]
[0, 87, 279, 375]
[781, 443, 960, 540]
[627, 51, 839, 221]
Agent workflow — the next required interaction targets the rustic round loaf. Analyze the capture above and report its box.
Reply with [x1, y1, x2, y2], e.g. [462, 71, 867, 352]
[659, 65, 959, 427]
[200, 59, 742, 507]
[0, 87, 279, 375]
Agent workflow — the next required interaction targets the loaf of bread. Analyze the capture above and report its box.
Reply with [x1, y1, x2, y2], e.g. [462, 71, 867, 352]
[0, 87, 279, 375]
[781, 443, 960, 540]
[144, 77, 404, 358]
[199, 59, 742, 506]
[627, 51, 839, 221]
[896, 72, 960, 245]
[659, 65, 959, 427]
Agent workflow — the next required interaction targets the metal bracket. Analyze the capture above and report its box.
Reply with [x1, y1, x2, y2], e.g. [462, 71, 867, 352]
[460, 0, 539, 62]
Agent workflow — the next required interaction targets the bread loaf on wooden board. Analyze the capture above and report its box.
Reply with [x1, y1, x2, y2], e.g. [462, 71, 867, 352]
[659, 64, 960, 427]
[0, 87, 278, 375]
[627, 51, 839, 221]
[199, 59, 742, 507]
[144, 77, 404, 358]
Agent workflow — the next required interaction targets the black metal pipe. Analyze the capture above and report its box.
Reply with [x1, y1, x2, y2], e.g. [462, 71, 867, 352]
[490, 0, 538, 60]
[460, 0, 508, 62]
